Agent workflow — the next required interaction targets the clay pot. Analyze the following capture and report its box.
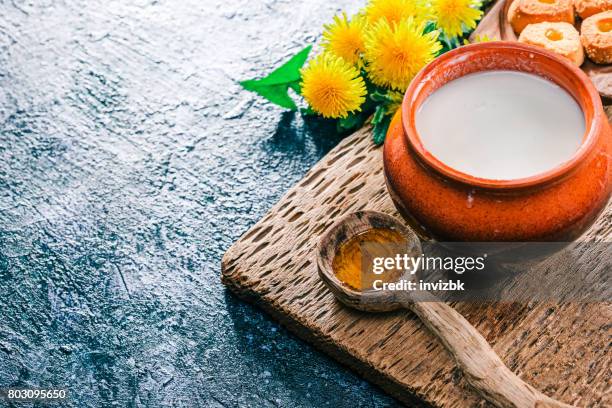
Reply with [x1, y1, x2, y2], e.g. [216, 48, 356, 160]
[383, 42, 612, 242]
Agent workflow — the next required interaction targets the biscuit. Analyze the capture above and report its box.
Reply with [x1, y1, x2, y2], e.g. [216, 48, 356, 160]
[508, 0, 575, 35]
[574, 0, 612, 19]
[581, 11, 612, 63]
[519, 22, 584, 65]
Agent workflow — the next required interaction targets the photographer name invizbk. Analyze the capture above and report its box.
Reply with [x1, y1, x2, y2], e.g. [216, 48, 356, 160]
[372, 279, 465, 291]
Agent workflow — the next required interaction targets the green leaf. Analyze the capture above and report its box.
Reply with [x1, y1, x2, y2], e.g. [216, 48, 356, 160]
[287, 80, 302, 95]
[370, 90, 402, 106]
[372, 113, 391, 146]
[441, 33, 453, 50]
[452, 36, 461, 48]
[337, 113, 364, 132]
[423, 21, 437, 35]
[338, 114, 359, 130]
[239, 45, 312, 110]
[371, 104, 387, 126]
[370, 90, 389, 103]
[254, 45, 312, 85]
[437, 35, 453, 56]
[240, 81, 297, 110]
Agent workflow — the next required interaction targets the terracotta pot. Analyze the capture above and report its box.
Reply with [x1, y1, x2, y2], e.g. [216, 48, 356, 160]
[383, 42, 612, 242]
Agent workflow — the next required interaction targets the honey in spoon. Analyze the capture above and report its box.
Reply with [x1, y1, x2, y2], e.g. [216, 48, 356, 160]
[331, 227, 406, 291]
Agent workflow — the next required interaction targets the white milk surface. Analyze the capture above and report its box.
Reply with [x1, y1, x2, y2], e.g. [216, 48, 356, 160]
[415, 70, 585, 180]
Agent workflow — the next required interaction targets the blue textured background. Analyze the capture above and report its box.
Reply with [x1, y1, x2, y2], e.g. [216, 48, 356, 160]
[0, 0, 402, 406]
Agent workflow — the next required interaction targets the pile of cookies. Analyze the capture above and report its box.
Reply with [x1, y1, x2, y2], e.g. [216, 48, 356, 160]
[508, 0, 612, 65]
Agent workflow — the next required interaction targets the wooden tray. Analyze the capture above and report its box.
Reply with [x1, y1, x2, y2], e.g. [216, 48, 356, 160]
[471, 0, 612, 99]
[221, 105, 612, 406]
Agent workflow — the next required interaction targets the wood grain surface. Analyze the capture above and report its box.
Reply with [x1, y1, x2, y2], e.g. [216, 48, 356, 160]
[222, 111, 611, 407]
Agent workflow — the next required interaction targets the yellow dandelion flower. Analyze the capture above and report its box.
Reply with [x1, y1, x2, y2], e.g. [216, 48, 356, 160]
[365, 0, 428, 26]
[365, 18, 442, 91]
[431, 0, 483, 38]
[322, 13, 367, 65]
[300, 53, 367, 119]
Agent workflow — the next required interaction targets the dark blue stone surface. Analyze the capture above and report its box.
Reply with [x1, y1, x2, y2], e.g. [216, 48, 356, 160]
[0, 1, 400, 406]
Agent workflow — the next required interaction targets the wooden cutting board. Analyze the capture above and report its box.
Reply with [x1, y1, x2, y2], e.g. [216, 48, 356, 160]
[222, 111, 611, 407]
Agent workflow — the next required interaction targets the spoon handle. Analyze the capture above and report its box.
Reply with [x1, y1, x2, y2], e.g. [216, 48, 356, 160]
[403, 299, 574, 408]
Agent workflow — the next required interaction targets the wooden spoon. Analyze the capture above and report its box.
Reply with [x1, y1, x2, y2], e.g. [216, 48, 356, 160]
[316, 211, 574, 408]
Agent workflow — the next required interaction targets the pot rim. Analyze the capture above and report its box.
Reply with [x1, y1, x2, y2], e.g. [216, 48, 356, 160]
[401, 41, 603, 190]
